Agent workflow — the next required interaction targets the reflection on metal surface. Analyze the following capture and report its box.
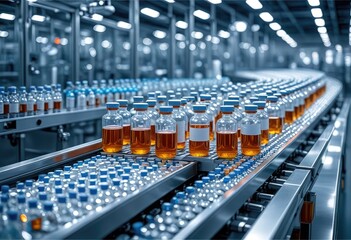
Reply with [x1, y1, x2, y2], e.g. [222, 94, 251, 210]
[327, 145, 341, 152]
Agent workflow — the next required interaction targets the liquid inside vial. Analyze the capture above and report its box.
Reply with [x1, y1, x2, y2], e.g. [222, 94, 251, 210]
[131, 128, 151, 155]
[269, 117, 282, 134]
[20, 104, 27, 113]
[155, 131, 177, 159]
[209, 121, 214, 141]
[102, 126, 123, 153]
[294, 106, 299, 119]
[150, 125, 156, 146]
[122, 124, 131, 145]
[261, 129, 269, 145]
[189, 124, 210, 157]
[241, 134, 261, 156]
[54, 101, 61, 110]
[285, 111, 294, 124]
[216, 131, 238, 159]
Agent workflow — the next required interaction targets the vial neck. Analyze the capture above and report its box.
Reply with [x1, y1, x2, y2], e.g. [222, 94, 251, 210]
[107, 109, 118, 114]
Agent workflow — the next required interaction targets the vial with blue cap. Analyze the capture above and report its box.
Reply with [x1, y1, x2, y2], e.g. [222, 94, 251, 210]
[19, 86, 27, 114]
[253, 101, 269, 146]
[41, 201, 58, 232]
[281, 90, 294, 124]
[267, 96, 282, 134]
[274, 92, 286, 127]
[241, 105, 261, 156]
[8, 86, 19, 116]
[102, 102, 123, 153]
[146, 99, 159, 146]
[216, 105, 238, 159]
[155, 106, 177, 159]
[131, 103, 151, 155]
[169, 99, 187, 150]
[189, 105, 210, 157]
[130, 96, 144, 116]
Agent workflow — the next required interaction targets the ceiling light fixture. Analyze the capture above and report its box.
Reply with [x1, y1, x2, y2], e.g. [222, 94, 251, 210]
[245, 0, 263, 10]
[308, 0, 320, 7]
[0, 13, 15, 21]
[117, 21, 131, 29]
[153, 30, 167, 39]
[314, 18, 325, 27]
[193, 10, 210, 20]
[276, 30, 287, 37]
[259, 12, 274, 22]
[311, 8, 323, 18]
[32, 14, 46, 22]
[234, 21, 247, 32]
[218, 30, 230, 38]
[251, 24, 260, 32]
[207, 0, 222, 4]
[317, 27, 327, 33]
[141, 8, 160, 18]
[269, 22, 281, 31]
[93, 24, 106, 32]
[176, 20, 188, 29]
[91, 13, 103, 21]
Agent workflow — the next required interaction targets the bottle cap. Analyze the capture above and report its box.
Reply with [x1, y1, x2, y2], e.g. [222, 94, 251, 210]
[117, 99, 128, 107]
[106, 102, 119, 109]
[193, 105, 207, 112]
[89, 186, 98, 195]
[162, 202, 173, 211]
[100, 183, 109, 190]
[157, 95, 167, 102]
[17, 195, 26, 204]
[146, 99, 157, 107]
[267, 96, 278, 102]
[257, 93, 267, 101]
[28, 198, 38, 208]
[223, 176, 231, 184]
[79, 194, 88, 202]
[148, 92, 156, 98]
[228, 95, 240, 101]
[7, 210, 18, 221]
[57, 194, 66, 204]
[140, 170, 148, 177]
[185, 96, 195, 102]
[132, 222, 144, 234]
[185, 186, 195, 194]
[190, 92, 198, 97]
[69, 191, 77, 199]
[245, 105, 258, 111]
[159, 106, 173, 113]
[194, 180, 203, 188]
[37, 86, 44, 91]
[168, 99, 181, 107]
[239, 91, 246, 97]
[17, 183, 24, 190]
[78, 185, 86, 193]
[133, 96, 144, 103]
[200, 94, 211, 101]
[220, 105, 234, 113]
[180, 98, 187, 105]
[210, 92, 218, 98]
[100, 176, 108, 182]
[223, 100, 239, 106]
[1, 185, 9, 193]
[44, 201, 54, 211]
[249, 97, 259, 103]
[55, 187, 63, 194]
[274, 93, 282, 98]
[202, 176, 210, 183]
[8, 86, 16, 93]
[133, 103, 148, 110]
[20, 86, 26, 91]
[253, 101, 266, 108]
[176, 192, 185, 199]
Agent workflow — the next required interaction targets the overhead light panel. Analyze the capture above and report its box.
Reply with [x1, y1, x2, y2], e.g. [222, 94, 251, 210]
[311, 8, 323, 18]
[307, 0, 320, 7]
[234, 21, 247, 32]
[0, 30, 9, 38]
[218, 30, 230, 38]
[141, 7, 160, 18]
[269, 22, 281, 31]
[191, 31, 203, 39]
[207, 0, 222, 4]
[314, 18, 325, 26]
[251, 24, 260, 32]
[117, 21, 131, 29]
[31, 14, 45, 22]
[164, 0, 175, 2]
[259, 12, 274, 22]
[153, 30, 166, 39]
[91, 13, 103, 21]
[245, 0, 263, 10]
[0, 13, 15, 21]
[176, 20, 188, 29]
[93, 24, 106, 32]
[175, 33, 185, 41]
[276, 30, 287, 37]
[317, 27, 327, 33]
[193, 10, 210, 20]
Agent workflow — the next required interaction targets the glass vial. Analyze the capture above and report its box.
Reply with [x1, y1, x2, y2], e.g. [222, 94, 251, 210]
[131, 103, 151, 155]
[189, 105, 210, 157]
[102, 102, 123, 153]
[241, 105, 261, 156]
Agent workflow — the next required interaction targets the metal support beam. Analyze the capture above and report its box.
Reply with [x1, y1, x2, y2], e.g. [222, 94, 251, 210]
[72, 9, 80, 82]
[276, 0, 306, 37]
[168, 3, 176, 79]
[327, 0, 340, 43]
[129, 0, 140, 80]
[186, 0, 195, 78]
[207, 4, 216, 78]
[19, 0, 29, 87]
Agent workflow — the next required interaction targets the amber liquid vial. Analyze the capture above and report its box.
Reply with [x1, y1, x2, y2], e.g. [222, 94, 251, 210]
[102, 126, 123, 153]
[241, 134, 261, 156]
[155, 131, 177, 159]
[189, 124, 210, 157]
[122, 124, 131, 145]
[19, 104, 27, 113]
[261, 129, 269, 145]
[54, 101, 61, 110]
[150, 125, 156, 146]
[269, 117, 282, 134]
[216, 131, 238, 159]
[285, 111, 294, 124]
[131, 128, 151, 155]
[209, 121, 214, 141]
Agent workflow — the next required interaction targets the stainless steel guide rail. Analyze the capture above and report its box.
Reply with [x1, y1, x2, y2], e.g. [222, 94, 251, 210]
[172, 77, 342, 239]
[44, 161, 197, 239]
[0, 107, 105, 136]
